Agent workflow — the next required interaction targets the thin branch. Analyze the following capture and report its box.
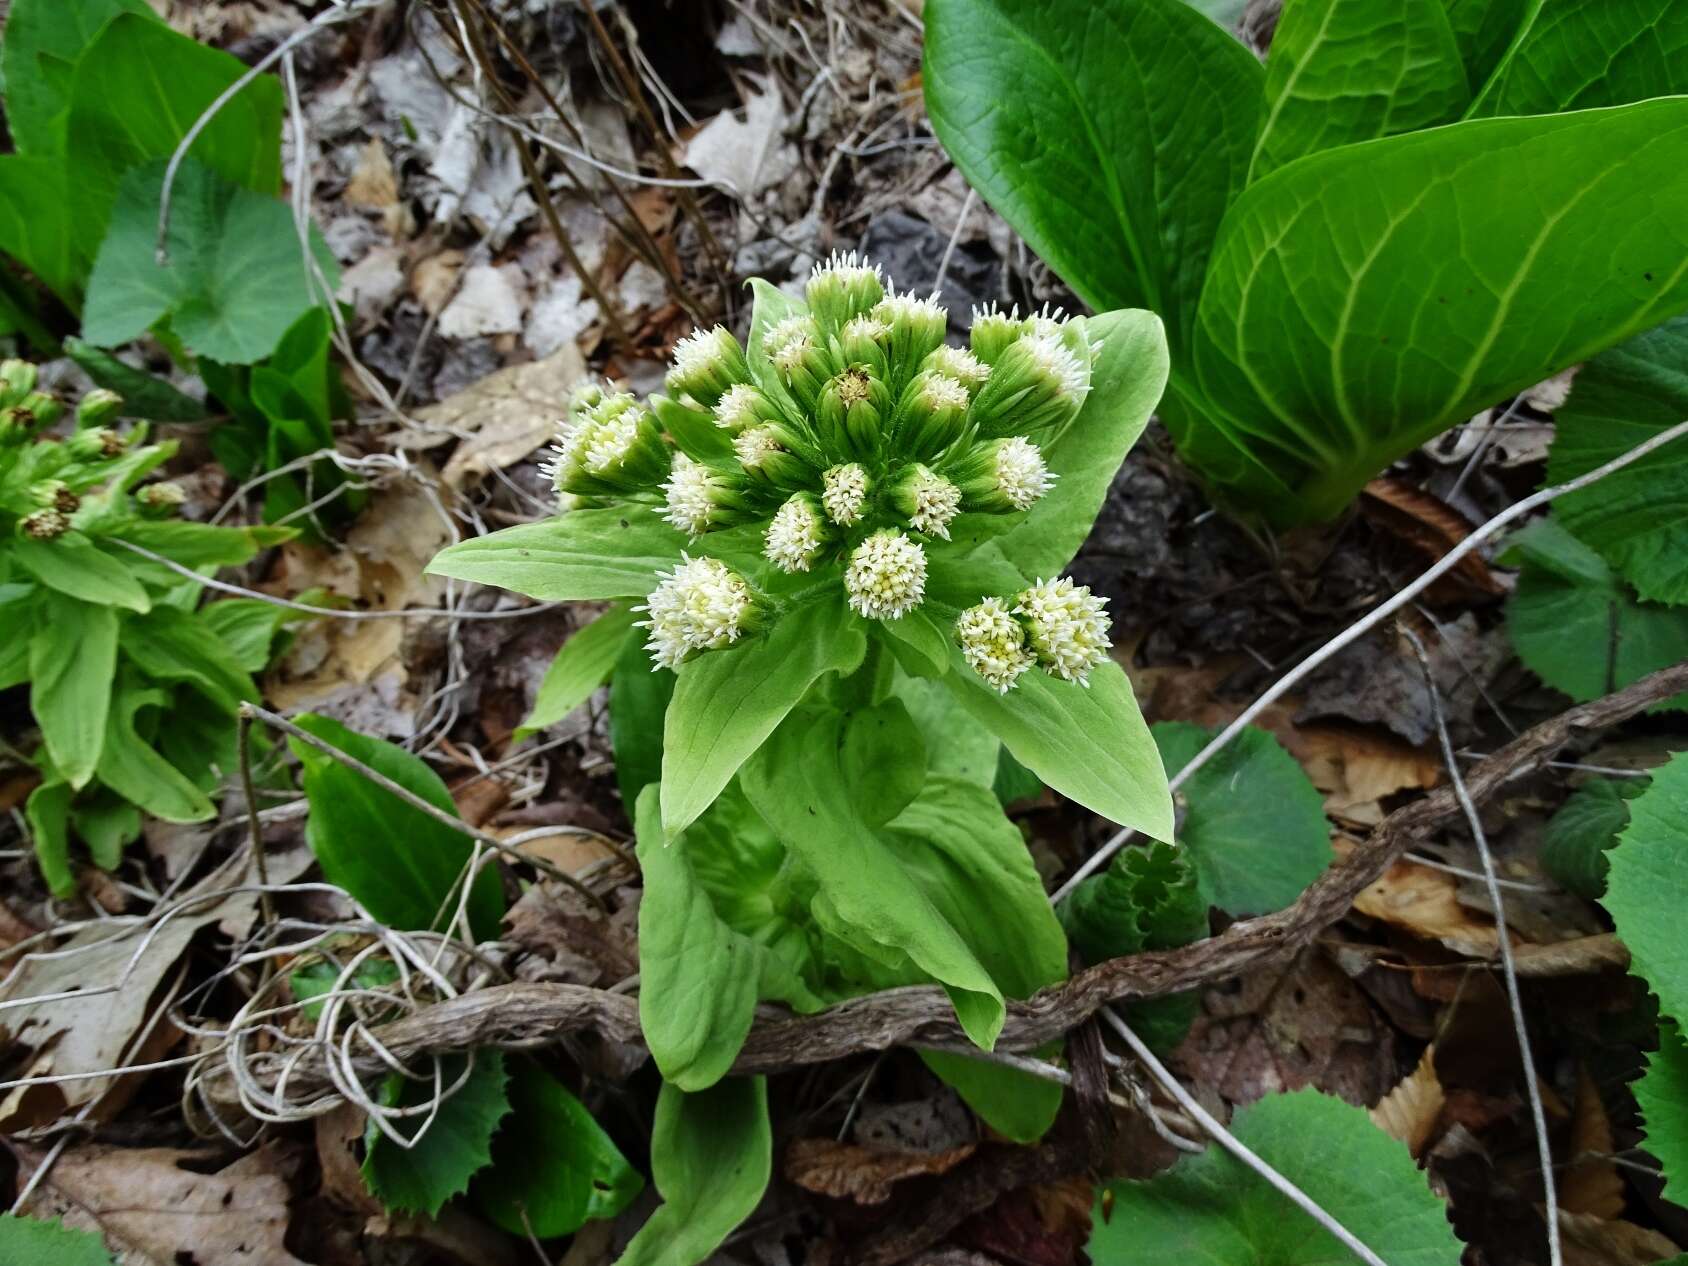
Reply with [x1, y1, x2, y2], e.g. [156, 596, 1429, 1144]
[1404, 627, 1561, 1266]
[1054, 412, 1688, 902]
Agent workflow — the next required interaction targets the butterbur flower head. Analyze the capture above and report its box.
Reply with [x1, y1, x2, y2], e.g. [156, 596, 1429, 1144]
[19, 508, 68, 539]
[807, 251, 885, 329]
[821, 462, 868, 526]
[845, 529, 927, 620]
[551, 391, 671, 495]
[970, 326, 1093, 436]
[660, 453, 724, 537]
[1014, 577, 1111, 685]
[636, 555, 758, 669]
[765, 315, 818, 377]
[873, 291, 948, 391]
[764, 492, 828, 572]
[994, 436, 1056, 509]
[924, 344, 991, 394]
[136, 481, 186, 518]
[714, 383, 772, 432]
[969, 302, 1023, 365]
[891, 464, 961, 540]
[29, 480, 78, 514]
[66, 427, 126, 461]
[75, 388, 124, 429]
[956, 598, 1035, 693]
[897, 370, 971, 458]
[734, 424, 783, 470]
[666, 325, 749, 405]
[0, 359, 37, 408]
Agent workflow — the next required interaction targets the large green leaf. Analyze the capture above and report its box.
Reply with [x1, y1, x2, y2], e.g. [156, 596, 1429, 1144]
[661, 598, 866, 838]
[616, 1078, 771, 1266]
[1548, 315, 1688, 605]
[95, 680, 213, 822]
[1636, 1023, 1688, 1201]
[10, 533, 149, 612]
[943, 657, 1174, 843]
[1192, 99, 1688, 521]
[635, 783, 826, 1090]
[1505, 519, 1688, 710]
[1541, 777, 1648, 899]
[0, 1215, 114, 1266]
[65, 338, 210, 421]
[1153, 721, 1332, 916]
[362, 1051, 509, 1218]
[1094, 1089, 1464, 1264]
[25, 776, 75, 898]
[290, 714, 505, 942]
[518, 604, 637, 739]
[742, 708, 1011, 1051]
[66, 13, 282, 260]
[0, 158, 81, 302]
[1469, 1, 1688, 117]
[1445, 0, 1529, 90]
[428, 506, 687, 602]
[923, 0, 1263, 354]
[1250, 0, 1467, 180]
[1605, 751, 1688, 1020]
[81, 159, 335, 365]
[119, 605, 255, 716]
[0, 0, 156, 157]
[472, 1058, 643, 1238]
[28, 593, 117, 789]
[610, 635, 675, 807]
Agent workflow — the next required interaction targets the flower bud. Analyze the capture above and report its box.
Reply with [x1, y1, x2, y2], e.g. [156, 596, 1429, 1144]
[75, 388, 124, 430]
[136, 481, 186, 518]
[732, 424, 810, 490]
[893, 370, 971, 460]
[666, 326, 750, 406]
[838, 315, 891, 381]
[820, 462, 869, 527]
[659, 452, 756, 537]
[813, 367, 891, 462]
[955, 597, 1034, 693]
[922, 344, 991, 396]
[764, 314, 837, 411]
[947, 435, 1056, 513]
[968, 303, 1022, 365]
[549, 392, 672, 498]
[18, 391, 64, 431]
[969, 330, 1092, 436]
[19, 508, 69, 540]
[29, 480, 79, 514]
[888, 464, 961, 540]
[635, 554, 761, 669]
[0, 360, 37, 408]
[844, 529, 927, 620]
[871, 292, 947, 395]
[1014, 577, 1111, 685]
[805, 251, 885, 332]
[66, 427, 128, 461]
[713, 383, 781, 433]
[763, 492, 831, 572]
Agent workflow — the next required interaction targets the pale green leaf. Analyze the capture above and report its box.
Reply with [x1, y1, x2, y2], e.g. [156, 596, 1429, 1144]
[11, 533, 149, 612]
[1548, 315, 1688, 605]
[1153, 721, 1332, 915]
[0, 158, 80, 302]
[1251, 0, 1467, 180]
[518, 604, 636, 739]
[943, 658, 1173, 844]
[0, 1214, 114, 1266]
[1636, 1023, 1688, 1202]
[1604, 752, 1688, 1019]
[841, 698, 928, 829]
[0, 0, 156, 157]
[119, 605, 255, 715]
[661, 599, 866, 838]
[29, 593, 116, 788]
[1192, 100, 1688, 521]
[25, 777, 74, 898]
[362, 1051, 509, 1217]
[615, 1078, 771, 1266]
[428, 507, 686, 602]
[95, 680, 213, 822]
[610, 635, 674, 807]
[1094, 1089, 1463, 1265]
[472, 1058, 643, 1238]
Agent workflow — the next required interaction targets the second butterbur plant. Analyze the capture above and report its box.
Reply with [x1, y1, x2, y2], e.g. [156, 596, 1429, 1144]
[430, 258, 1174, 1263]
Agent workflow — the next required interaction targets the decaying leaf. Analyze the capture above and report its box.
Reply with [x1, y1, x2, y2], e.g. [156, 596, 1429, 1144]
[1369, 1044, 1444, 1158]
[1346, 844, 1507, 958]
[785, 1137, 976, 1205]
[1557, 1209, 1682, 1266]
[1559, 1065, 1625, 1219]
[1360, 478, 1506, 599]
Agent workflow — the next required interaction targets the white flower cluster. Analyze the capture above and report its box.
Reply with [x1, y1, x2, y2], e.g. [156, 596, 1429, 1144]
[954, 578, 1111, 690]
[636, 555, 756, 670]
[845, 530, 928, 619]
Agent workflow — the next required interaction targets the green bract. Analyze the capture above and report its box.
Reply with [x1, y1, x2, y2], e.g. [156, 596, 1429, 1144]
[924, 0, 1688, 524]
[0, 364, 297, 894]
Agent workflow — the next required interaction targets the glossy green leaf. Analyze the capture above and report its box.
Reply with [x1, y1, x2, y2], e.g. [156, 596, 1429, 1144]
[29, 593, 116, 788]
[119, 605, 255, 715]
[1192, 100, 1688, 521]
[610, 636, 675, 808]
[0, 1214, 114, 1266]
[0, 157, 80, 301]
[895, 673, 1001, 788]
[199, 598, 310, 672]
[840, 698, 928, 828]
[1469, 1, 1688, 117]
[635, 783, 825, 1090]
[473, 1059, 643, 1238]
[743, 709, 1010, 1050]
[290, 714, 505, 942]
[95, 679, 213, 822]
[1250, 0, 1466, 180]
[11, 533, 149, 612]
[661, 599, 866, 838]
[362, 1051, 509, 1217]
[66, 13, 282, 258]
[1505, 519, 1688, 711]
[1094, 1089, 1464, 1264]
[518, 605, 636, 739]
[616, 1078, 771, 1266]
[428, 506, 687, 602]
[81, 159, 335, 364]
[0, 0, 156, 156]
[25, 776, 74, 898]
[1605, 752, 1688, 1019]
[1548, 315, 1688, 605]
[924, 0, 1261, 357]
[112, 518, 293, 572]
[944, 658, 1173, 844]
[1445, 0, 1528, 90]
[1636, 1023, 1688, 1201]
[65, 337, 209, 421]
[1541, 777, 1648, 899]
[1153, 721, 1332, 915]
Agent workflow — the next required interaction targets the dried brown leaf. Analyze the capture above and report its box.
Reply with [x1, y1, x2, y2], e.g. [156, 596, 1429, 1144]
[1560, 1065, 1626, 1219]
[1360, 477, 1505, 598]
[1369, 1044, 1444, 1157]
[786, 1137, 976, 1205]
